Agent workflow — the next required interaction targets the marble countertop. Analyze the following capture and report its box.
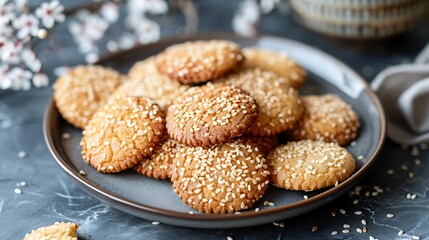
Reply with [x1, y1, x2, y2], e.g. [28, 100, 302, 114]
[1, 1, 429, 239]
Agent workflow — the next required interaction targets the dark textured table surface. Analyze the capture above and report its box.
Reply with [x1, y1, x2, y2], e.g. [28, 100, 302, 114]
[1, 1, 429, 239]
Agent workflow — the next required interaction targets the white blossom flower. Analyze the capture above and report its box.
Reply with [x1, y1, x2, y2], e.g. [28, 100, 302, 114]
[0, 64, 11, 90]
[134, 18, 160, 44]
[100, 2, 119, 23]
[35, 0, 65, 29]
[13, 0, 28, 12]
[0, 1, 14, 24]
[53, 66, 71, 77]
[12, 14, 40, 39]
[21, 48, 41, 72]
[32, 73, 48, 87]
[233, 0, 261, 37]
[127, 0, 168, 15]
[0, 21, 13, 37]
[0, 40, 22, 64]
[7, 67, 32, 91]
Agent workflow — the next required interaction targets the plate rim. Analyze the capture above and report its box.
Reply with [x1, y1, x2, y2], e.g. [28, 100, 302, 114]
[43, 32, 386, 225]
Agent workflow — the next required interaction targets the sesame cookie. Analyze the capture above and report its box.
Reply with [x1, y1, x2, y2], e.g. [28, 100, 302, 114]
[81, 96, 165, 173]
[24, 222, 78, 240]
[156, 40, 244, 84]
[172, 139, 271, 213]
[114, 57, 189, 111]
[240, 135, 279, 156]
[53, 65, 125, 129]
[216, 68, 303, 136]
[267, 140, 356, 191]
[166, 84, 258, 147]
[242, 48, 307, 88]
[289, 95, 360, 146]
[134, 137, 181, 179]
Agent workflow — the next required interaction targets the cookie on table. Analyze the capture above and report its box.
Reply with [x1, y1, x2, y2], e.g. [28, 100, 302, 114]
[242, 48, 307, 89]
[81, 96, 165, 173]
[166, 84, 258, 147]
[289, 94, 360, 146]
[134, 137, 181, 179]
[114, 57, 189, 111]
[216, 68, 303, 137]
[53, 65, 125, 129]
[172, 139, 271, 213]
[23, 222, 78, 240]
[267, 140, 356, 191]
[156, 40, 244, 84]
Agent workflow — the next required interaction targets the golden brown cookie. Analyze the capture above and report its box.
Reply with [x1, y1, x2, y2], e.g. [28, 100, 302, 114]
[216, 68, 303, 137]
[240, 135, 279, 156]
[156, 40, 244, 84]
[172, 139, 271, 213]
[166, 84, 258, 147]
[289, 94, 360, 146]
[81, 96, 165, 173]
[53, 65, 125, 129]
[267, 140, 356, 191]
[134, 137, 181, 179]
[242, 48, 306, 88]
[114, 57, 189, 111]
[23, 222, 78, 240]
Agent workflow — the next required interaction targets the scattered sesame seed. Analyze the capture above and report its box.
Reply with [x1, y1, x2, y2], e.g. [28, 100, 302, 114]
[355, 211, 362, 215]
[357, 155, 364, 160]
[255, 208, 260, 212]
[415, 159, 421, 165]
[356, 228, 363, 233]
[272, 222, 280, 226]
[371, 192, 378, 196]
[369, 236, 375, 240]
[20, 181, 27, 186]
[401, 164, 408, 171]
[361, 219, 367, 225]
[189, 211, 194, 214]
[303, 195, 308, 200]
[398, 230, 404, 236]
[342, 229, 350, 234]
[311, 226, 318, 232]
[263, 201, 270, 206]
[407, 193, 412, 199]
[331, 211, 337, 217]
[363, 227, 368, 233]
[18, 151, 27, 158]
[268, 202, 275, 206]
[412, 236, 420, 240]
[401, 144, 408, 150]
[331, 231, 338, 235]
[62, 133, 71, 139]
[409, 172, 415, 178]
[351, 141, 356, 146]
[279, 222, 284, 228]
[411, 147, 419, 156]
[353, 199, 359, 205]
[365, 191, 370, 197]
[386, 213, 394, 218]
[152, 221, 160, 225]
[343, 224, 350, 228]
[387, 169, 394, 175]
[411, 194, 417, 199]
[227, 236, 233, 240]
[79, 170, 86, 176]
[234, 212, 241, 214]
[339, 209, 346, 215]
[419, 143, 427, 149]
[14, 188, 22, 194]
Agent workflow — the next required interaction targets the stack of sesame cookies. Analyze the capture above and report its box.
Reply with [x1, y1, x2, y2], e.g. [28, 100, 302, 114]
[53, 39, 361, 214]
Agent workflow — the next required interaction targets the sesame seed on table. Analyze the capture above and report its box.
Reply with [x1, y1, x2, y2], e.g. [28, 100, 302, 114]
[1, 1, 429, 239]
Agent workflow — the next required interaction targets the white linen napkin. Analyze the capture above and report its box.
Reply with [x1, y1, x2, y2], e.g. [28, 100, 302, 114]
[372, 43, 429, 145]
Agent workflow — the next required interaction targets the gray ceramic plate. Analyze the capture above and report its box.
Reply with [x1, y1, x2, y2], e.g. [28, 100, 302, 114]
[44, 33, 386, 229]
